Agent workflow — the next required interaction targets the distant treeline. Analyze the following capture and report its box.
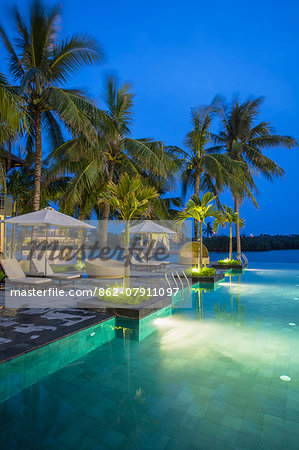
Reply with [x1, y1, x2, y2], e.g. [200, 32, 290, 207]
[204, 235, 299, 252]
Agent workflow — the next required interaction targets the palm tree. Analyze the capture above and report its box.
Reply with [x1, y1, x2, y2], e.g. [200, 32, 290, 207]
[214, 96, 297, 260]
[7, 169, 32, 215]
[203, 221, 214, 238]
[177, 192, 222, 269]
[0, 0, 104, 211]
[7, 167, 69, 215]
[180, 105, 251, 241]
[98, 76, 177, 247]
[98, 173, 159, 287]
[0, 73, 25, 187]
[0, 73, 24, 140]
[213, 204, 245, 260]
[48, 76, 177, 242]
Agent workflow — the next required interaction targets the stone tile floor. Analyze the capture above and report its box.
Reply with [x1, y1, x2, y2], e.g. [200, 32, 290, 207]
[0, 305, 112, 362]
[1, 320, 298, 449]
[0, 266, 189, 362]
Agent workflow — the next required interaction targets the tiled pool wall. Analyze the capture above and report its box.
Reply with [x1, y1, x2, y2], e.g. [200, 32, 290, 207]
[116, 305, 173, 341]
[0, 304, 174, 403]
[0, 317, 116, 404]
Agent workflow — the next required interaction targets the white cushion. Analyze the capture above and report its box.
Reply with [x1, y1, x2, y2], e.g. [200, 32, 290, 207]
[32, 258, 54, 276]
[2, 258, 25, 279]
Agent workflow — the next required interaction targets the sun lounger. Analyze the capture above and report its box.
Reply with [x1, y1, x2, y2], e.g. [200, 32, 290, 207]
[138, 251, 170, 269]
[130, 255, 162, 272]
[85, 259, 124, 278]
[31, 258, 80, 286]
[1, 258, 52, 287]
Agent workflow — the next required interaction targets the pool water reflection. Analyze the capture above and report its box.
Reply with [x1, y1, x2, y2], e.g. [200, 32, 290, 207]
[1, 262, 299, 449]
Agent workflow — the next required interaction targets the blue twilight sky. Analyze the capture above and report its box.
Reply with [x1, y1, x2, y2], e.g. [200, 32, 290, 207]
[1, 0, 298, 235]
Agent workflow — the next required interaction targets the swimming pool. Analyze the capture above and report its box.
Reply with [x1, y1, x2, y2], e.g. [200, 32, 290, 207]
[1, 261, 299, 449]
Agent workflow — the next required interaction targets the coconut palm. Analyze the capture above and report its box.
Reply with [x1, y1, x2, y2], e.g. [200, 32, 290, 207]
[98, 173, 159, 286]
[180, 105, 252, 241]
[0, 73, 26, 187]
[98, 76, 177, 247]
[213, 204, 245, 260]
[48, 76, 178, 240]
[203, 221, 214, 238]
[7, 169, 33, 215]
[0, 0, 104, 211]
[213, 96, 297, 260]
[0, 73, 24, 141]
[7, 167, 69, 215]
[177, 192, 222, 269]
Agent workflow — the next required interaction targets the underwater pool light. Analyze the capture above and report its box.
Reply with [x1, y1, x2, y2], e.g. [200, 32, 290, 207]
[293, 298, 299, 301]
[288, 323, 296, 326]
[154, 318, 163, 325]
[90, 332, 96, 336]
[280, 375, 291, 382]
[154, 317, 173, 327]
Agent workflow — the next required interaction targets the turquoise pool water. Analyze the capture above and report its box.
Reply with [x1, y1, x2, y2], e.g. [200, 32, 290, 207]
[1, 261, 299, 449]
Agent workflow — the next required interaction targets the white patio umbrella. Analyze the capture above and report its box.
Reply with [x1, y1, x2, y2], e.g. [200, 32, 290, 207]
[128, 220, 176, 235]
[1, 207, 94, 275]
[128, 220, 176, 259]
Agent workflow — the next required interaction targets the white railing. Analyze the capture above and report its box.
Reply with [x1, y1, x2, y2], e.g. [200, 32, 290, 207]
[241, 253, 248, 264]
[165, 268, 190, 298]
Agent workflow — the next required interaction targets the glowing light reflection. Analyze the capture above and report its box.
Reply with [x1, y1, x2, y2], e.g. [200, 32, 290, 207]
[280, 375, 291, 382]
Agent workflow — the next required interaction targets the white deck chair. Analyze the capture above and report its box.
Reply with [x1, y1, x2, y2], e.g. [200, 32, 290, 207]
[1, 258, 52, 287]
[138, 251, 170, 268]
[31, 258, 80, 285]
[130, 255, 161, 272]
[85, 258, 124, 278]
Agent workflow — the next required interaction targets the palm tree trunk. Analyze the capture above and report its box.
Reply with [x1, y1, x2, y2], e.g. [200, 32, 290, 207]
[234, 196, 241, 261]
[33, 110, 42, 212]
[199, 221, 203, 270]
[194, 172, 200, 241]
[77, 212, 84, 266]
[124, 220, 130, 288]
[101, 161, 115, 248]
[12, 200, 17, 217]
[7, 140, 11, 172]
[229, 224, 233, 260]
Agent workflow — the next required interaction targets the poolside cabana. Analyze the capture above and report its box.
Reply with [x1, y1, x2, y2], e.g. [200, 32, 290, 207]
[1, 207, 94, 276]
[128, 220, 176, 260]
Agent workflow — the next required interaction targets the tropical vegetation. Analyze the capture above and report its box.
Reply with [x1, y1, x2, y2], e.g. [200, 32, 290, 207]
[213, 204, 245, 260]
[0, 0, 104, 210]
[205, 234, 299, 252]
[211, 97, 297, 259]
[0, 0, 297, 265]
[217, 259, 242, 266]
[177, 192, 222, 269]
[185, 266, 216, 277]
[180, 105, 252, 241]
[98, 173, 158, 286]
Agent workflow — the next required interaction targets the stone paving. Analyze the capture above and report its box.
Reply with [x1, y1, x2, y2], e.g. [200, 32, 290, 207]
[0, 266, 190, 362]
[0, 305, 111, 363]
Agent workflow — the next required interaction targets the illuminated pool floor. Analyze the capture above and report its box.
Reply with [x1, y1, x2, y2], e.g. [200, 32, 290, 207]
[1, 262, 299, 449]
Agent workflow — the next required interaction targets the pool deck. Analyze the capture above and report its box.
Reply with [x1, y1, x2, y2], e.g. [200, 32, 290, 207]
[0, 270, 177, 363]
[0, 302, 113, 364]
[0, 265, 198, 363]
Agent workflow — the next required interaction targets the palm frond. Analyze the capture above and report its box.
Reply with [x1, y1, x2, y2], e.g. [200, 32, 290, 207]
[50, 34, 104, 83]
